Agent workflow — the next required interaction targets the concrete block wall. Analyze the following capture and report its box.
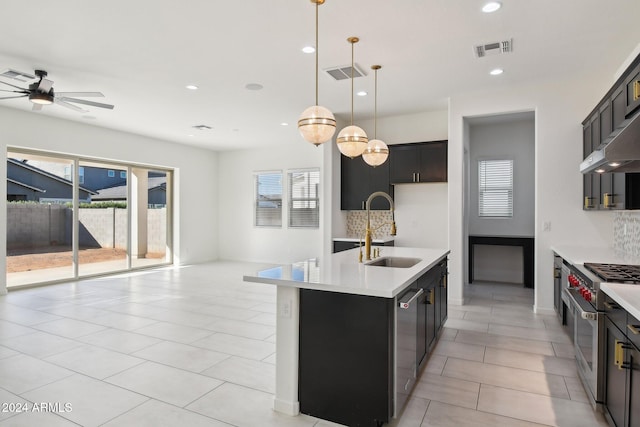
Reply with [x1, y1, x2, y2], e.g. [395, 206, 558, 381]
[7, 204, 67, 249]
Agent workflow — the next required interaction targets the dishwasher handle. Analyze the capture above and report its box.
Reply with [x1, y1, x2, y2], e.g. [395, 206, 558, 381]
[399, 288, 424, 309]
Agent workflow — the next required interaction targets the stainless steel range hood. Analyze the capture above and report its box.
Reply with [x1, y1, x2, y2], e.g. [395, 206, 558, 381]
[580, 112, 640, 174]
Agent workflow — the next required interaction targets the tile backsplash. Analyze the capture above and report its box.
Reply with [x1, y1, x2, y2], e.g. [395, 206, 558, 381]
[346, 210, 394, 240]
[614, 212, 640, 256]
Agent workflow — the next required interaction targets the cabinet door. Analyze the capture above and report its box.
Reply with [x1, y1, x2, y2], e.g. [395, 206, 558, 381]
[341, 155, 370, 210]
[628, 343, 640, 427]
[600, 102, 612, 142]
[416, 288, 427, 369]
[625, 64, 640, 117]
[439, 265, 448, 329]
[418, 141, 447, 182]
[369, 160, 393, 210]
[583, 123, 599, 210]
[604, 318, 627, 427]
[390, 145, 420, 183]
[612, 85, 626, 131]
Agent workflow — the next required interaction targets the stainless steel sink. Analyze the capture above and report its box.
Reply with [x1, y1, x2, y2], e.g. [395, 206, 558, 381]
[366, 257, 421, 268]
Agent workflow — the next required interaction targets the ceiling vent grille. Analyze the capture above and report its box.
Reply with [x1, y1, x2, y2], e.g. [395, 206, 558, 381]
[474, 39, 512, 58]
[324, 64, 366, 81]
[0, 69, 36, 82]
[192, 125, 212, 130]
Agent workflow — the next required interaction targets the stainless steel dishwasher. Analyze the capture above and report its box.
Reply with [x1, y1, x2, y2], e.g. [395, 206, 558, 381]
[396, 287, 423, 415]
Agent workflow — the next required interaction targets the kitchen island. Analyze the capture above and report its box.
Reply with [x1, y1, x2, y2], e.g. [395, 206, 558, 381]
[243, 246, 449, 427]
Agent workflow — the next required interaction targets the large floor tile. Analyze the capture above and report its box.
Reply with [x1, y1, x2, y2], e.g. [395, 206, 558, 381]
[421, 400, 547, 426]
[389, 396, 429, 426]
[411, 373, 480, 409]
[0, 411, 79, 426]
[477, 384, 608, 427]
[552, 342, 577, 359]
[45, 344, 145, 379]
[205, 318, 276, 340]
[0, 345, 19, 360]
[22, 374, 148, 427]
[432, 339, 485, 362]
[102, 399, 232, 427]
[88, 312, 159, 331]
[488, 323, 572, 344]
[187, 382, 317, 427]
[132, 340, 229, 372]
[105, 361, 223, 407]
[0, 305, 62, 326]
[133, 321, 213, 344]
[0, 320, 36, 340]
[0, 354, 74, 394]
[192, 333, 275, 360]
[443, 357, 570, 399]
[32, 318, 107, 339]
[483, 347, 578, 377]
[1, 331, 83, 358]
[455, 330, 556, 356]
[77, 328, 162, 354]
[202, 355, 275, 393]
[0, 388, 29, 422]
[442, 317, 489, 333]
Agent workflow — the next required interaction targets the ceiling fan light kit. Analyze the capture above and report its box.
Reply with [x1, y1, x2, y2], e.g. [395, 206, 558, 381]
[298, 0, 337, 146]
[336, 36, 368, 159]
[0, 69, 114, 112]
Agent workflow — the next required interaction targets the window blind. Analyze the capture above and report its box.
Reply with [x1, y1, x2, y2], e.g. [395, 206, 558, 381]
[478, 159, 513, 218]
[255, 172, 282, 227]
[288, 169, 320, 228]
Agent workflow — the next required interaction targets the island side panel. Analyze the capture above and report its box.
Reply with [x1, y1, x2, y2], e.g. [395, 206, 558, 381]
[299, 289, 394, 427]
[273, 286, 300, 415]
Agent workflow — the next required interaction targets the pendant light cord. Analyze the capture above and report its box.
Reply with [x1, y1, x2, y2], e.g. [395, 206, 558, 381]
[315, 1, 319, 106]
[350, 40, 354, 125]
[374, 68, 377, 139]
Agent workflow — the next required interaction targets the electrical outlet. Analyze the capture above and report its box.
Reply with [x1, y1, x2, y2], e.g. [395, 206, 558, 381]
[279, 300, 291, 318]
[543, 221, 551, 231]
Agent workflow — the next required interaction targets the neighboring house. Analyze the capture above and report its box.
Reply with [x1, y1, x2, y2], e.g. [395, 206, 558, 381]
[6, 159, 96, 202]
[92, 176, 167, 206]
[64, 165, 127, 192]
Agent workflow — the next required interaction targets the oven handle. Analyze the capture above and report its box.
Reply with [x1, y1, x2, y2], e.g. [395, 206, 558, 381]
[563, 288, 598, 321]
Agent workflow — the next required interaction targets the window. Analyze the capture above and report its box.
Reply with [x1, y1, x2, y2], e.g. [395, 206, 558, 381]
[478, 159, 513, 218]
[288, 169, 320, 228]
[255, 172, 282, 227]
[120, 171, 127, 178]
[78, 166, 85, 184]
[108, 169, 115, 177]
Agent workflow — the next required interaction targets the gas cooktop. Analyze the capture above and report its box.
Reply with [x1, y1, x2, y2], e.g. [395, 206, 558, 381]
[584, 263, 640, 284]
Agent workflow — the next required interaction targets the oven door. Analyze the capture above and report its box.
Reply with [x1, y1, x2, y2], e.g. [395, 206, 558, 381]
[564, 288, 600, 405]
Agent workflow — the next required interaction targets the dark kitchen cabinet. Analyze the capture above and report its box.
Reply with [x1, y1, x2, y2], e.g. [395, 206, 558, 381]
[389, 141, 447, 184]
[417, 258, 448, 371]
[341, 155, 393, 210]
[583, 115, 600, 210]
[603, 297, 640, 427]
[332, 239, 394, 254]
[625, 63, 640, 117]
[437, 260, 448, 330]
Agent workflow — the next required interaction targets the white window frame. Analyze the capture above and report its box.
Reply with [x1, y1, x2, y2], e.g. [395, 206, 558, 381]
[254, 171, 283, 228]
[288, 168, 320, 229]
[478, 159, 513, 218]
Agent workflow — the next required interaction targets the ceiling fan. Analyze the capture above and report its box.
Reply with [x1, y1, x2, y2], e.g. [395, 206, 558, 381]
[0, 69, 114, 112]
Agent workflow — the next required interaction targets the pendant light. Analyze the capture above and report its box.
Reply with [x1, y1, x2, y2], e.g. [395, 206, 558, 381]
[298, 0, 336, 146]
[336, 37, 368, 158]
[362, 65, 389, 167]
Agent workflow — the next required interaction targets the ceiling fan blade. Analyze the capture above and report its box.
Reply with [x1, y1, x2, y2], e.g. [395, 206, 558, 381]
[55, 92, 104, 98]
[58, 97, 114, 110]
[38, 78, 53, 93]
[32, 103, 43, 111]
[54, 99, 88, 112]
[0, 94, 27, 100]
[0, 79, 28, 91]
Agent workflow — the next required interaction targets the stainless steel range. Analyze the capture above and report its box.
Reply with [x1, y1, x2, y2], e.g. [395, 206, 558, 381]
[563, 262, 640, 409]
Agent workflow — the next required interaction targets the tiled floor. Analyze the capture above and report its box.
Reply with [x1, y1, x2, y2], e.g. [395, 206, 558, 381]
[0, 262, 609, 426]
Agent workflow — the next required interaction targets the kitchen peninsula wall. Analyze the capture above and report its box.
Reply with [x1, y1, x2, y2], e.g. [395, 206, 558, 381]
[614, 212, 640, 256]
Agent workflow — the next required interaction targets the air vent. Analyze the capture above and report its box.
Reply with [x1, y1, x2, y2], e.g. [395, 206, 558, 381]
[324, 64, 366, 81]
[0, 69, 36, 82]
[474, 39, 512, 58]
[192, 125, 212, 130]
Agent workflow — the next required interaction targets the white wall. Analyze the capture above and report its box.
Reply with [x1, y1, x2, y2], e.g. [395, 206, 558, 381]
[217, 142, 324, 263]
[332, 110, 450, 249]
[449, 73, 617, 312]
[468, 116, 535, 284]
[0, 106, 219, 293]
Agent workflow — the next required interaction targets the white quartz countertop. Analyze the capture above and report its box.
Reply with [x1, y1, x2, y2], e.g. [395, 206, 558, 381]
[243, 247, 449, 298]
[601, 283, 640, 320]
[551, 245, 640, 266]
[333, 236, 395, 243]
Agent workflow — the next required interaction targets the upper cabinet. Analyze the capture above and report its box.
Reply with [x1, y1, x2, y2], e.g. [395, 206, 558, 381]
[625, 63, 640, 117]
[389, 141, 448, 184]
[341, 155, 393, 210]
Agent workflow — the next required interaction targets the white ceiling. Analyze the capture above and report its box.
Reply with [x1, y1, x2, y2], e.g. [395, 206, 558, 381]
[0, 0, 638, 151]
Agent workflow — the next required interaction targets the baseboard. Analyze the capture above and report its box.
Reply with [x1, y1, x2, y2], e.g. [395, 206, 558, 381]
[448, 297, 465, 306]
[533, 306, 555, 316]
[273, 398, 300, 416]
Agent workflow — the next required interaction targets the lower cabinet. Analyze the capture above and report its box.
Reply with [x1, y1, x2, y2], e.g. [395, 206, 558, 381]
[298, 259, 448, 427]
[604, 307, 640, 427]
[332, 239, 395, 254]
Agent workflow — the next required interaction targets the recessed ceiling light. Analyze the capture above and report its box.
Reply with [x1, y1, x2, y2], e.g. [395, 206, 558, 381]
[188, 134, 195, 137]
[245, 83, 263, 91]
[609, 162, 621, 167]
[302, 46, 315, 54]
[489, 68, 504, 76]
[281, 122, 289, 126]
[185, 85, 198, 90]
[595, 169, 605, 173]
[357, 91, 368, 97]
[482, 2, 501, 13]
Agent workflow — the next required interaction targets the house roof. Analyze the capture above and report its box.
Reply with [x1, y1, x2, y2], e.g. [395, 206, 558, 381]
[7, 178, 45, 193]
[92, 177, 166, 201]
[0, 1, 638, 151]
[7, 159, 97, 195]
